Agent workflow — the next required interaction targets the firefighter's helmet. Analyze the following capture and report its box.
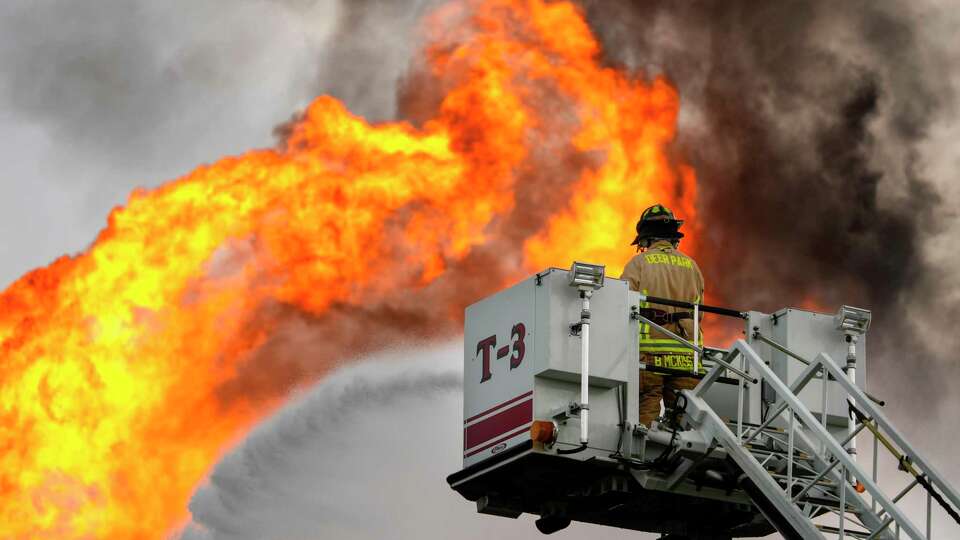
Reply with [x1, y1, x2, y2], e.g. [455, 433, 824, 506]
[631, 203, 684, 248]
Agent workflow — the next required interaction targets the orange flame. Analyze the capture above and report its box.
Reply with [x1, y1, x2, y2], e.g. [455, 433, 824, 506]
[0, 1, 696, 537]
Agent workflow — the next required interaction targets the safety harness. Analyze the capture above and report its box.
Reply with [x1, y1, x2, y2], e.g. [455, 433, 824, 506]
[635, 308, 694, 327]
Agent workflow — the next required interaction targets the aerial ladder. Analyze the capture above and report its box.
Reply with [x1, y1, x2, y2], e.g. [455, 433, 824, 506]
[447, 263, 960, 539]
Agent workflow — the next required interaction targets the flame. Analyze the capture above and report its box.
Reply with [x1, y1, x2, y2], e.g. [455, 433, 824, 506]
[0, 1, 696, 537]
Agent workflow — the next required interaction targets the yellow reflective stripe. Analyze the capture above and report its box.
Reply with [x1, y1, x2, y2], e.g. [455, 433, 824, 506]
[640, 343, 698, 354]
[648, 354, 707, 374]
[638, 288, 650, 338]
[693, 292, 703, 347]
[640, 347, 694, 354]
[639, 338, 695, 354]
[639, 342, 691, 350]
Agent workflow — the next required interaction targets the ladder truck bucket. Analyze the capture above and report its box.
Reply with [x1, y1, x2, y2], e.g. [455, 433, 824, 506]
[447, 267, 960, 539]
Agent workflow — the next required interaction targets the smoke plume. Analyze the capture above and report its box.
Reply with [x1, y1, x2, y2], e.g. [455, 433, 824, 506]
[577, 0, 960, 415]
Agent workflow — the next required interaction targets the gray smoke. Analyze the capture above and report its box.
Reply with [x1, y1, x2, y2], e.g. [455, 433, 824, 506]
[312, 0, 443, 122]
[0, 0, 330, 163]
[273, 0, 444, 139]
[0, 0, 337, 287]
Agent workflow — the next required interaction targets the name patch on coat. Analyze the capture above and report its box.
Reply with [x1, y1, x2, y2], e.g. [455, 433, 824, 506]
[644, 253, 693, 269]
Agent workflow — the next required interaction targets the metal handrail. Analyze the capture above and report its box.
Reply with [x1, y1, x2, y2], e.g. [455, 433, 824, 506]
[815, 348, 960, 523]
[714, 341, 924, 539]
[637, 301, 957, 538]
[681, 328, 960, 539]
[749, 341, 944, 539]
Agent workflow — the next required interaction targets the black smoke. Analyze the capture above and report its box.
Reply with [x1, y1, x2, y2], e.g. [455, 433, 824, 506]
[581, 1, 946, 310]
[579, 1, 957, 408]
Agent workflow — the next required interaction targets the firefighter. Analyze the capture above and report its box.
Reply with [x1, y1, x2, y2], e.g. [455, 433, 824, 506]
[620, 204, 705, 428]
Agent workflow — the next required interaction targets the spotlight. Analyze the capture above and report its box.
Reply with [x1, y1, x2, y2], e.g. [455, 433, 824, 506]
[834, 305, 871, 336]
[567, 261, 605, 291]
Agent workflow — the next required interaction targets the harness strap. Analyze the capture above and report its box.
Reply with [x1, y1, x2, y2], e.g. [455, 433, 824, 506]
[636, 307, 693, 326]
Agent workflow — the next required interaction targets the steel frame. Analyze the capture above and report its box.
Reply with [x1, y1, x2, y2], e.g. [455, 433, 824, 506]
[678, 337, 960, 540]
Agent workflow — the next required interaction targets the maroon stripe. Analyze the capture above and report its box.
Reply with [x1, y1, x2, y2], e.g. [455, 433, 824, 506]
[464, 425, 530, 458]
[464, 391, 533, 424]
[464, 398, 532, 449]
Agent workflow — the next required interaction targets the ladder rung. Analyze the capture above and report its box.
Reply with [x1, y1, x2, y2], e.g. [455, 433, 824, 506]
[800, 495, 860, 513]
[747, 445, 814, 463]
[767, 472, 837, 490]
[725, 419, 785, 433]
[817, 524, 873, 539]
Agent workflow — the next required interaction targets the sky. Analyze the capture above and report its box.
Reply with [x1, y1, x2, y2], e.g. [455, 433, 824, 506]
[1, 1, 959, 539]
